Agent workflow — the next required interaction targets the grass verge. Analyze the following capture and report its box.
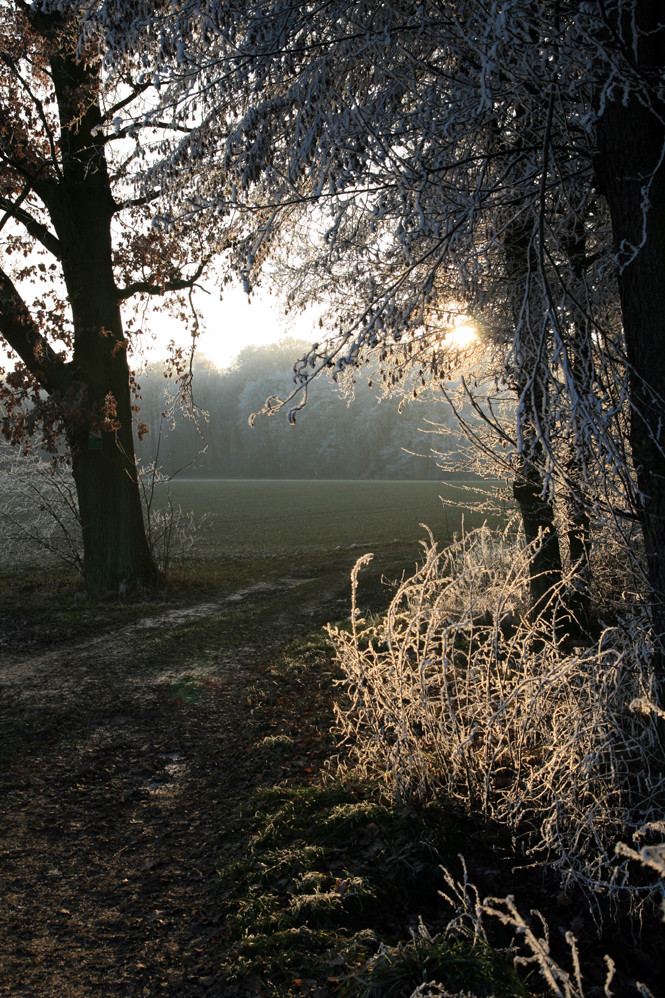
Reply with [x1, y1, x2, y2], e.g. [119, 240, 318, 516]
[214, 629, 528, 998]
[215, 778, 527, 998]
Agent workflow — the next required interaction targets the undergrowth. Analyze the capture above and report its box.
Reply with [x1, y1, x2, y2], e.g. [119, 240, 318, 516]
[216, 780, 525, 998]
[330, 523, 665, 927]
[0, 445, 204, 578]
[212, 540, 665, 997]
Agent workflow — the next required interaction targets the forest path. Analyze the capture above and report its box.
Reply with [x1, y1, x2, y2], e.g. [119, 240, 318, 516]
[0, 567, 352, 998]
[0, 577, 311, 693]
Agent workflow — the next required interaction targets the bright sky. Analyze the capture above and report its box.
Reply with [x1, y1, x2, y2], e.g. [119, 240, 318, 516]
[0, 277, 319, 374]
[143, 290, 477, 371]
[0, 265, 474, 373]
[134, 283, 320, 371]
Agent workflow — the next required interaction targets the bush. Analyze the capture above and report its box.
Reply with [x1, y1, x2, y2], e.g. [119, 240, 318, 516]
[0, 445, 203, 577]
[330, 522, 665, 922]
[0, 447, 83, 573]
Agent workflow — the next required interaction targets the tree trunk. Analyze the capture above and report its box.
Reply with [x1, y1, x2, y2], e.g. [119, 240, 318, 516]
[44, 35, 160, 593]
[503, 206, 563, 615]
[69, 424, 159, 595]
[55, 189, 160, 593]
[595, 1, 665, 656]
[512, 451, 563, 616]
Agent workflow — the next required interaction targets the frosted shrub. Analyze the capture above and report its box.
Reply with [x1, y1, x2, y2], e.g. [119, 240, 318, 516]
[0, 447, 203, 577]
[143, 494, 201, 574]
[138, 461, 206, 574]
[330, 524, 665, 915]
[0, 448, 82, 572]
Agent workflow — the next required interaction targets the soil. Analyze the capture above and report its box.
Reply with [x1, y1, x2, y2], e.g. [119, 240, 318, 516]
[0, 564, 354, 998]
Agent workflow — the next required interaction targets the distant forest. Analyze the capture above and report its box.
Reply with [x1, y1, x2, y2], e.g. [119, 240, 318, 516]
[134, 339, 455, 480]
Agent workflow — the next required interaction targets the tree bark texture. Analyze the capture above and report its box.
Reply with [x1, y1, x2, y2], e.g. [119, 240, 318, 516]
[512, 454, 564, 616]
[595, 0, 665, 649]
[503, 203, 563, 615]
[33, 16, 159, 592]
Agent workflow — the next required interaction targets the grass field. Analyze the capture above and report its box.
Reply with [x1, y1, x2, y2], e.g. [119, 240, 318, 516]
[159, 478, 510, 558]
[0, 476, 510, 574]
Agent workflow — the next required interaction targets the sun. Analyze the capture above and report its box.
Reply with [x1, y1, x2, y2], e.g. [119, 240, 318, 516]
[446, 322, 478, 349]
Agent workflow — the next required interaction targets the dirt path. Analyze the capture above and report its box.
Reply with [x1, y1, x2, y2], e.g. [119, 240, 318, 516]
[0, 575, 346, 997]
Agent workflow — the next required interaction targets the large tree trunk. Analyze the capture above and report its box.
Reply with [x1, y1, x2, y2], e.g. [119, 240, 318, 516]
[64, 275, 159, 592]
[68, 422, 159, 594]
[595, 2, 665, 656]
[44, 27, 160, 593]
[54, 169, 160, 593]
[60, 217, 160, 592]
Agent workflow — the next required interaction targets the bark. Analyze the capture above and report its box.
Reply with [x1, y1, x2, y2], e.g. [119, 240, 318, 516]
[595, 1, 665, 656]
[562, 219, 594, 629]
[69, 421, 159, 595]
[512, 453, 563, 616]
[503, 204, 563, 615]
[23, 12, 160, 593]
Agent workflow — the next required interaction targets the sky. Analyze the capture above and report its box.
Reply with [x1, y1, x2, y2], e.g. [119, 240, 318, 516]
[137, 285, 477, 372]
[137, 283, 321, 372]
[0, 263, 472, 374]
[0, 276, 320, 375]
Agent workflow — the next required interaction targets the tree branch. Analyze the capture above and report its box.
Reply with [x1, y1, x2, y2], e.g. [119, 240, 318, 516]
[0, 265, 72, 393]
[115, 261, 207, 300]
[0, 194, 62, 258]
[0, 54, 62, 180]
[111, 190, 162, 213]
[0, 181, 31, 235]
[106, 120, 192, 141]
[101, 80, 151, 122]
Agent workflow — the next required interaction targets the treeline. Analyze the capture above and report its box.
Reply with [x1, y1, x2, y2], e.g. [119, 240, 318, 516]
[134, 339, 452, 480]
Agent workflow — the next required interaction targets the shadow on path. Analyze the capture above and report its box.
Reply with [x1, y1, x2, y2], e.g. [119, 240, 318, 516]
[0, 573, 349, 997]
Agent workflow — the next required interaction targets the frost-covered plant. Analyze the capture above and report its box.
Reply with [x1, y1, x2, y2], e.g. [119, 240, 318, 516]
[137, 459, 207, 575]
[353, 916, 524, 998]
[0, 447, 83, 573]
[0, 445, 203, 577]
[433, 860, 615, 998]
[353, 854, 658, 998]
[417, 853, 663, 998]
[330, 524, 665, 920]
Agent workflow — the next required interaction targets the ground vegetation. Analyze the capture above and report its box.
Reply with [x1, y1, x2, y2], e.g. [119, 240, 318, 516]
[1, 552, 663, 998]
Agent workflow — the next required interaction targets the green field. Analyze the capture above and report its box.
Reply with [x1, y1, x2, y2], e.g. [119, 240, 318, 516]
[161, 478, 510, 558]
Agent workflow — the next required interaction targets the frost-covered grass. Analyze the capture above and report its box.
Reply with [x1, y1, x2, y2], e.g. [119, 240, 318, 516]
[0, 449, 83, 573]
[0, 450, 205, 574]
[215, 779, 526, 998]
[330, 522, 665, 926]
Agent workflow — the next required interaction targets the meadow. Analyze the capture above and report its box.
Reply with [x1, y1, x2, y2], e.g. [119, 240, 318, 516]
[157, 478, 510, 559]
